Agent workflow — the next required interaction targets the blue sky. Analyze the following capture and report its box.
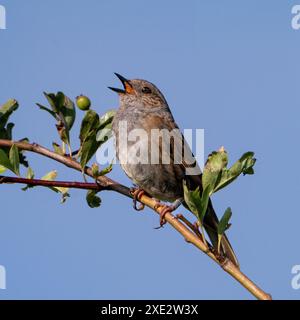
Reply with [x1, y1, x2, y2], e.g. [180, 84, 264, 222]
[0, 0, 300, 299]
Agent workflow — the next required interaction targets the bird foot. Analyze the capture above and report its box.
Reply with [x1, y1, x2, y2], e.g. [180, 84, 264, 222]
[130, 187, 146, 211]
[154, 204, 176, 229]
[154, 198, 183, 229]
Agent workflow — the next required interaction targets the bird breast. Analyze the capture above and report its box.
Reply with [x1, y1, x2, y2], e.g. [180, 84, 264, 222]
[112, 107, 184, 201]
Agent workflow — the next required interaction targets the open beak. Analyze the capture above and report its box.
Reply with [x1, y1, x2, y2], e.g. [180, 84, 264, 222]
[108, 73, 134, 94]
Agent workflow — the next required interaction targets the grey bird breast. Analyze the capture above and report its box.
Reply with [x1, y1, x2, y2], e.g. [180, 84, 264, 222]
[112, 105, 197, 202]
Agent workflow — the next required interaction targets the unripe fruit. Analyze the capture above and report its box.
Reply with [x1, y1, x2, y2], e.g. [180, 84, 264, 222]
[76, 95, 91, 111]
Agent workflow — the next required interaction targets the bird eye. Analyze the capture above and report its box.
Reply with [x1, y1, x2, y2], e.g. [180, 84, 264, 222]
[142, 86, 152, 94]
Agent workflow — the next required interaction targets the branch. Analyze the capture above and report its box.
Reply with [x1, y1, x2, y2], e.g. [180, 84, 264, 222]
[0, 139, 272, 300]
[0, 139, 129, 196]
[0, 176, 103, 190]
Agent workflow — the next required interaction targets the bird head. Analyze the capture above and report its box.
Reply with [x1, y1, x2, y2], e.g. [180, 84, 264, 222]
[109, 73, 168, 109]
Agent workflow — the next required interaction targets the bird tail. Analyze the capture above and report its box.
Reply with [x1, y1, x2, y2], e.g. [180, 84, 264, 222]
[204, 200, 239, 268]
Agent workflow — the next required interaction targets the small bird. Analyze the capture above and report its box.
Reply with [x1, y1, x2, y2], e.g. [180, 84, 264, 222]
[109, 73, 239, 267]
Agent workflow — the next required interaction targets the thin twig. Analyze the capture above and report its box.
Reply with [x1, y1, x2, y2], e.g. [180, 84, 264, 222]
[0, 176, 103, 190]
[0, 139, 272, 300]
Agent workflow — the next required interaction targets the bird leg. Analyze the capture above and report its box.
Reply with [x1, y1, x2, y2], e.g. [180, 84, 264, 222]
[155, 198, 183, 228]
[130, 187, 146, 211]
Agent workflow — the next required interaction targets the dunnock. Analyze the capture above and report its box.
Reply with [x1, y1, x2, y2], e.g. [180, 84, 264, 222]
[110, 73, 238, 267]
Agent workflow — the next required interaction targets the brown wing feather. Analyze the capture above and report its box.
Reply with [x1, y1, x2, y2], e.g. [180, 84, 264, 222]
[144, 113, 239, 267]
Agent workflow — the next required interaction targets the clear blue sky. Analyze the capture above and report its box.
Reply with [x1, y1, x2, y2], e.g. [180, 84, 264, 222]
[0, 0, 300, 299]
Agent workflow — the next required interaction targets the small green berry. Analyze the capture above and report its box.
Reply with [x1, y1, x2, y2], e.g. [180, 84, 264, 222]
[76, 95, 91, 111]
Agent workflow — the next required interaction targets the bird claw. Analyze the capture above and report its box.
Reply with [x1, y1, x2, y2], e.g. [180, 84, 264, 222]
[154, 198, 183, 229]
[154, 205, 175, 229]
[130, 188, 145, 211]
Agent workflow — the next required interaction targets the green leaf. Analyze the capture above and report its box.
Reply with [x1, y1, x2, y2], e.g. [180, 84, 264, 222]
[202, 147, 228, 194]
[240, 152, 256, 175]
[202, 148, 256, 195]
[96, 110, 115, 143]
[26, 167, 34, 179]
[0, 165, 7, 174]
[91, 163, 100, 178]
[213, 152, 256, 193]
[98, 109, 116, 128]
[80, 133, 101, 169]
[54, 186, 70, 203]
[79, 110, 101, 168]
[52, 142, 64, 155]
[86, 190, 101, 208]
[38, 92, 75, 148]
[79, 110, 100, 143]
[216, 207, 232, 255]
[199, 186, 210, 222]
[0, 149, 14, 172]
[36, 103, 58, 120]
[183, 181, 209, 246]
[56, 91, 65, 109]
[0, 99, 19, 128]
[99, 163, 113, 176]
[22, 167, 35, 191]
[42, 170, 58, 181]
[217, 207, 232, 236]
[183, 181, 209, 223]
[9, 144, 20, 176]
[96, 125, 113, 143]
[91, 162, 113, 179]
[56, 92, 76, 130]
[41, 170, 70, 203]
[43, 92, 59, 113]
[183, 181, 200, 216]
[205, 148, 228, 172]
[0, 146, 21, 176]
